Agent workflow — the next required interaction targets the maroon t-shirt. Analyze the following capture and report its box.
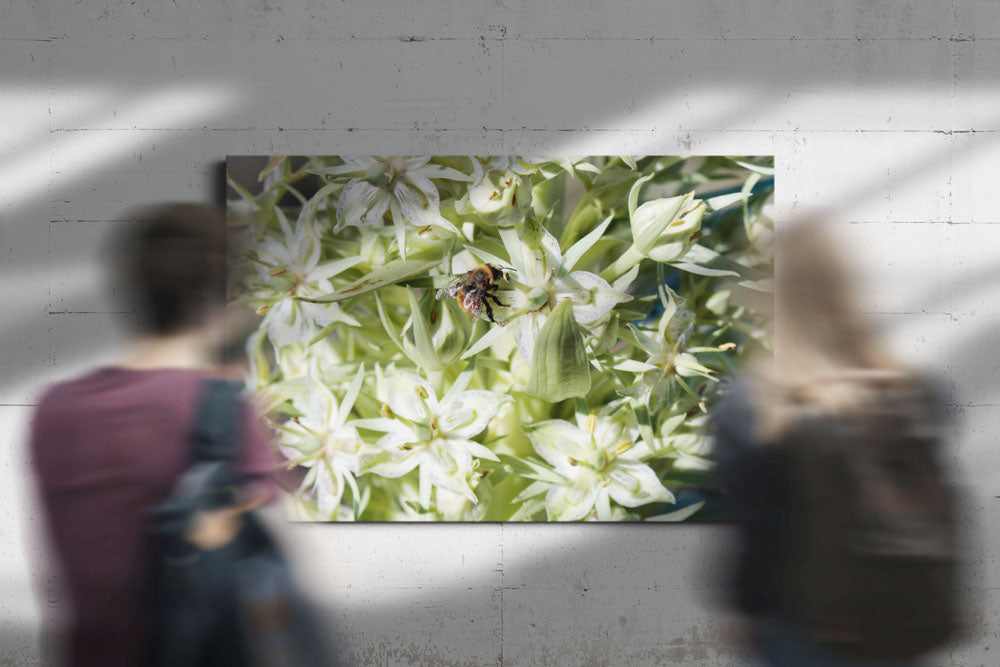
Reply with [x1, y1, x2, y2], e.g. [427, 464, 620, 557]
[30, 367, 276, 667]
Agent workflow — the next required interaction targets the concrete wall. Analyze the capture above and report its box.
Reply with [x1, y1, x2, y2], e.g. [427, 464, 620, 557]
[2, 1, 998, 664]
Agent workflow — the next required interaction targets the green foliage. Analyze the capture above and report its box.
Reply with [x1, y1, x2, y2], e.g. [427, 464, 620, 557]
[229, 155, 774, 521]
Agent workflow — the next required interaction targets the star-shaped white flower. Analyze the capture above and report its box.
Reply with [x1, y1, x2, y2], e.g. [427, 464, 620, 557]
[463, 156, 537, 227]
[334, 156, 470, 258]
[250, 207, 362, 348]
[356, 368, 509, 509]
[461, 221, 632, 365]
[525, 409, 673, 521]
[615, 287, 727, 413]
[278, 365, 368, 520]
[385, 476, 493, 522]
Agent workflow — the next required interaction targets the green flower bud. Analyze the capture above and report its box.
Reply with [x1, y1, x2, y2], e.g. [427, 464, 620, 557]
[525, 299, 592, 402]
[646, 202, 704, 263]
[631, 191, 705, 264]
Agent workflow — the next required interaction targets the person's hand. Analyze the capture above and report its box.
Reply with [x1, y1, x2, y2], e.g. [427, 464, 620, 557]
[185, 507, 241, 550]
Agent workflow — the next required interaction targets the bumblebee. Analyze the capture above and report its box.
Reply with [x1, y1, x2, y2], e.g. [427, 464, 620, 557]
[437, 263, 512, 325]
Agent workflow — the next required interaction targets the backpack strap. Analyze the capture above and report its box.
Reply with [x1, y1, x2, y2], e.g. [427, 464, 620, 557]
[184, 379, 245, 508]
[190, 378, 243, 464]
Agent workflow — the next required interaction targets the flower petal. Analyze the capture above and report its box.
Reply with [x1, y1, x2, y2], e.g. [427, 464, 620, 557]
[614, 359, 659, 373]
[449, 438, 500, 462]
[293, 210, 322, 271]
[631, 193, 692, 254]
[417, 163, 472, 182]
[545, 473, 600, 521]
[337, 178, 389, 230]
[460, 319, 516, 360]
[436, 486, 479, 521]
[401, 155, 431, 171]
[594, 487, 613, 521]
[516, 311, 545, 365]
[266, 299, 309, 348]
[437, 390, 508, 439]
[337, 363, 366, 427]
[419, 462, 433, 510]
[626, 323, 663, 357]
[301, 300, 361, 328]
[468, 170, 507, 213]
[606, 460, 672, 507]
[539, 227, 563, 269]
[373, 428, 420, 451]
[396, 176, 459, 235]
[498, 227, 530, 277]
[386, 370, 435, 421]
[315, 463, 344, 519]
[427, 440, 477, 503]
[564, 271, 630, 324]
[350, 417, 402, 432]
[525, 419, 590, 469]
[593, 417, 627, 452]
[257, 238, 293, 271]
[562, 214, 613, 272]
[364, 447, 422, 478]
[308, 255, 364, 282]
[306, 381, 339, 430]
[388, 198, 409, 260]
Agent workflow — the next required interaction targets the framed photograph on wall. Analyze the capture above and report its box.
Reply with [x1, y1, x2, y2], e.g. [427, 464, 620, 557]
[226, 155, 773, 522]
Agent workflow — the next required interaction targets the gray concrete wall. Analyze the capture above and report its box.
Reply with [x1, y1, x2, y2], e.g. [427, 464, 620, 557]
[2, 2, 998, 664]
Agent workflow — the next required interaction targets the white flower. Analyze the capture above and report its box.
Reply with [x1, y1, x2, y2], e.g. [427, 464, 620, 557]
[274, 338, 341, 382]
[463, 156, 536, 227]
[356, 368, 509, 509]
[526, 409, 673, 521]
[462, 221, 632, 365]
[630, 190, 704, 263]
[279, 366, 368, 520]
[435, 481, 492, 521]
[251, 207, 362, 348]
[615, 288, 725, 413]
[334, 156, 470, 258]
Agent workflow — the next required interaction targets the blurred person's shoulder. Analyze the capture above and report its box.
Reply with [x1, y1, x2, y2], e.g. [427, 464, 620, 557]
[31, 366, 210, 433]
[35, 365, 205, 403]
[904, 370, 953, 424]
[845, 368, 953, 428]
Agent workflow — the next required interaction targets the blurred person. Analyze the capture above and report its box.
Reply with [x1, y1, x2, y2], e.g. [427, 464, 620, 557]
[712, 220, 963, 666]
[29, 204, 277, 666]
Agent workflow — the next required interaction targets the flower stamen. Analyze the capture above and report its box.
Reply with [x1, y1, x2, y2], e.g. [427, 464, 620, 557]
[615, 440, 633, 455]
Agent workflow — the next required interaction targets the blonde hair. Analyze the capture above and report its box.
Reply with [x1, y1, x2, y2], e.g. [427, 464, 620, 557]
[747, 219, 908, 441]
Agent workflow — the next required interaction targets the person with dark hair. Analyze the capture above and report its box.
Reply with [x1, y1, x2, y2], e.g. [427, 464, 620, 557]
[30, 204, 277, 666]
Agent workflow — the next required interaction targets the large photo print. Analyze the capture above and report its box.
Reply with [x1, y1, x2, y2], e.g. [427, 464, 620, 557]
[227, 155, 773, 521]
